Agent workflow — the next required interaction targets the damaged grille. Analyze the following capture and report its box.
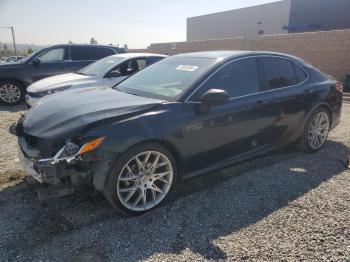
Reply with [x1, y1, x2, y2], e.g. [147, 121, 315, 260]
[24, 134, 38, 148]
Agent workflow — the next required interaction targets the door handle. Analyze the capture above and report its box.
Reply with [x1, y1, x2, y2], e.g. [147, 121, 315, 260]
[304, 89, 313, 94]
[254, 100, 270, 109]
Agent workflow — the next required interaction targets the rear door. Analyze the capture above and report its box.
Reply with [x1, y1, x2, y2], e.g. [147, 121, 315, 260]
[258, 56, 309, 144]
[69, 46, 116, 72]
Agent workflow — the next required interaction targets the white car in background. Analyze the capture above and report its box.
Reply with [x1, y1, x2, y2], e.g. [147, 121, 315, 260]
[25, 53, 167, 106]
[2, 56, 24, 63]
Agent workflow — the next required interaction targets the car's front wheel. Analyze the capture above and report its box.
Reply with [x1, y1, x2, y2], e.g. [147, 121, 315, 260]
[297, 107, 330, 152]
[103, 142, 177, 215]
[0, 80, 25, 105]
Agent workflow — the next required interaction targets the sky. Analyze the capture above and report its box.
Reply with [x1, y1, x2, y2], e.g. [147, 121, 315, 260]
[0, 0, 280, 48]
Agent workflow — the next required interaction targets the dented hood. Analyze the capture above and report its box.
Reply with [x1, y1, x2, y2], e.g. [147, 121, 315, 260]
[23, 87, 163, 138]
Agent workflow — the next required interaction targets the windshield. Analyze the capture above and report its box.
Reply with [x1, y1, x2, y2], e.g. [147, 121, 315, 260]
[116, 56, 217, 100]
[19, 48, 44, 63]
[78, 56, 124, 76]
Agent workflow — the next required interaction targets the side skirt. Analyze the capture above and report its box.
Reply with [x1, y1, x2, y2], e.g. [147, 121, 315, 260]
[181, 144, 283, 180]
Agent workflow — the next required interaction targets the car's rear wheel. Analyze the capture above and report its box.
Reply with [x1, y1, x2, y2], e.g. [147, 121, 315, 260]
[103, 142, 177, 215]
[297, 108, 330, 152]
[0, 80, 25, 105]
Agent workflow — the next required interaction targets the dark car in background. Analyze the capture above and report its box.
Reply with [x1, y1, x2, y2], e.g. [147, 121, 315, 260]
[0, 44, 125, 105]
[17, 51, 343, 214]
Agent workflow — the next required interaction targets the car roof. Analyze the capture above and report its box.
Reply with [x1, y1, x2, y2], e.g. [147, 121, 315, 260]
[175, 50, 300, 61]
[48, 44, 124, 50]
[109, 53, 168, 59]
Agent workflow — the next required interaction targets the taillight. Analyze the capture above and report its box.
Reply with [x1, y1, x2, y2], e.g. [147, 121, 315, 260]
[335, 82, 343, 93]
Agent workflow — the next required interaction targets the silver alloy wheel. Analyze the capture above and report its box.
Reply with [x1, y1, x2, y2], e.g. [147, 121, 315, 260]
[116, 151, 173, 212]
[0, 84, 21, 103]
[307, 111, 330, 150]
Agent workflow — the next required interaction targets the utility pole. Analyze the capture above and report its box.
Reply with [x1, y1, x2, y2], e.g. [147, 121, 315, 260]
[0, 26, 17, 54]
[10, 27, 17, 54]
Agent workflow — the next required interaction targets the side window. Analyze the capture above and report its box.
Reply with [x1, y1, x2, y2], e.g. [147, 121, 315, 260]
[261, 57, 300, 90]
[294, 63, 307, 84]
[38, 48, 65, 62]
[148, 56, 164, 65]
[112, 58, 148, 77]
[71, 46, 114, 61]
[194, 58, 260, 99]
[134, 59, 147, 70]
[91, 47, 115, 59]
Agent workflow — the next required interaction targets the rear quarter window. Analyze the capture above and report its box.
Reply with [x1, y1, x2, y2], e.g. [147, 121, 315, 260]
[294, 63, 307, 83]
[261, 57, 307, 90]
[148, 56, 165, 65]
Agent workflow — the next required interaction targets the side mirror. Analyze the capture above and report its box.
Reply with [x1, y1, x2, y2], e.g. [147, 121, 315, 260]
[106, 70, 121, 78]
[200, 89, 230, 106]
[31, 57, 41, 66]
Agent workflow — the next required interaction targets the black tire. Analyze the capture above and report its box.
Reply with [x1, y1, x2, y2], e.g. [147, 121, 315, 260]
[103, 142, 177, 215]
[0, 79, 25, 106]
[297, 107, 330, 153]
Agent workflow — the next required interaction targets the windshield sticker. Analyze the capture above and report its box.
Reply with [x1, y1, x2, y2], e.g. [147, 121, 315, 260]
[176, 65, 199, 72]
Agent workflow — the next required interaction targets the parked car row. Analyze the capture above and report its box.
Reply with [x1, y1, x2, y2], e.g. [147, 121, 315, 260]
[25, 53, 166, 106]
[15, 50, 343, 214]
[0, 44, 126, 105]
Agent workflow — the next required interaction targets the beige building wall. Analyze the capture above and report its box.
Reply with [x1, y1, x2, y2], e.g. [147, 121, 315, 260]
[129, 29, 350, 80]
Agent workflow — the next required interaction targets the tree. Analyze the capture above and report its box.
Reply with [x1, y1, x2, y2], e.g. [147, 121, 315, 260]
[3, 44, 8, 51]
[68, 40, 73, 44]
[90, 37, 98, 45]
[123, 44, 128, 50]
[27, 47, 34, 55]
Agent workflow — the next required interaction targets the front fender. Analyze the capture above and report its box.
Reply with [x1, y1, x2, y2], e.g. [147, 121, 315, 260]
[86, 107, 184, 190]
[0, 71, 30, 86]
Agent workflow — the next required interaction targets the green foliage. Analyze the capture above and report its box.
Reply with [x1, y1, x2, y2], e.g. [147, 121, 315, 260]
[90, 37, 98, 44]
[27, 47, 34, 55]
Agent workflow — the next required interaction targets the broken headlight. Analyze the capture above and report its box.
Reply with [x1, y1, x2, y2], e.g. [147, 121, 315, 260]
[63, 142, 80, 157]
[38, 137, 106, 166]
[36, 85, 72, 97]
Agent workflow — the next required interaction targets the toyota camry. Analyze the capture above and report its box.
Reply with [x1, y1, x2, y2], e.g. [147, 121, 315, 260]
[16, 51, 343, 214]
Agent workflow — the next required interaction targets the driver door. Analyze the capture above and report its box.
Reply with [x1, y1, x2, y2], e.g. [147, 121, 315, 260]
[182, 57, 273, 173]
[27, 47, 69, 82]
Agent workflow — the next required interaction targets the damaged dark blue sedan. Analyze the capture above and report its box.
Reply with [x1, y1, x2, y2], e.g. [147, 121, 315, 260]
[17, 51, 343, 214]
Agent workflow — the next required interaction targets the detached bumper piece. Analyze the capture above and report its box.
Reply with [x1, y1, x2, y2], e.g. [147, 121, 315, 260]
[36, 184, 75, 201]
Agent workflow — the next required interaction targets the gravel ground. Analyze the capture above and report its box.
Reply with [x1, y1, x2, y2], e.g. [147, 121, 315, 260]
[0, 104, 349, 262]
[0, 105, 26, 185]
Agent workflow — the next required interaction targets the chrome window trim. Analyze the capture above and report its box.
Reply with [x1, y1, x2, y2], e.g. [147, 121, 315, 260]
[185, 54, 310, 103]
[67, 59, 95, 62]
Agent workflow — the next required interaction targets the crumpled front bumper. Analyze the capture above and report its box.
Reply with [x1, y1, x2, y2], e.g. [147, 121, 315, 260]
[25, 94, 40, 107]
[18, 137, 61, 184]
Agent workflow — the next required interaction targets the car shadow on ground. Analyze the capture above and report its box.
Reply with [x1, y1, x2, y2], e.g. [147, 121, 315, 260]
[0, 140, 348, 261]
[0, 103, 27, 113]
